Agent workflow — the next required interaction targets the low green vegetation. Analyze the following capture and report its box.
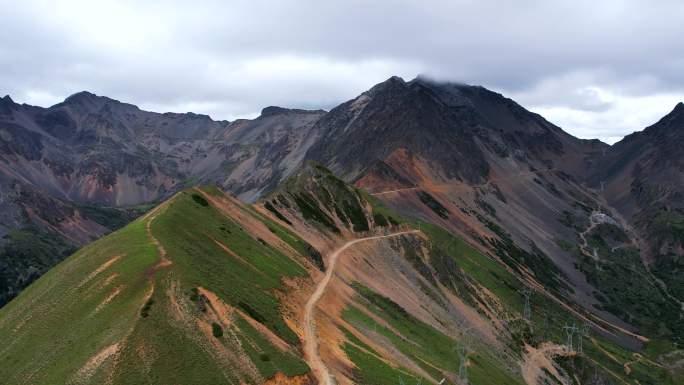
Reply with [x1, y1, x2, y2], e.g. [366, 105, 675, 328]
[0, 218, 159, 384]
[343, 342, 424, 385]
[152, 190, 307, 344]
[418, 190, 450, 219]
[211, 322, 223, 337]
[576, 223, 683, 343]
[0, 226, 77, 306]
[0, 187, 317, 384]
[234, 315, 309, 378]
[417, 221, 522, 312]
[410, 221, 676, 384]
[274, 162, 372, 233]
[343, 283, 526, 385]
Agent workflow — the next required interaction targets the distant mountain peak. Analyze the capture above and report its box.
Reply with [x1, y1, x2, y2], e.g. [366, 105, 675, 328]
[64, 90, 100, 102]
[260, 105, 325, 117]
[0, 94, 16, 115]
[654, 101, 684, 127]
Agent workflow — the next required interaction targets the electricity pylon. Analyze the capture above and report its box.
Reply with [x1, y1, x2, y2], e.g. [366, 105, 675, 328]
[577, 322, 590, 353]
[455, 343, 469, 384]
[520, 287, 532, 321]
[563, 323, 578, 351]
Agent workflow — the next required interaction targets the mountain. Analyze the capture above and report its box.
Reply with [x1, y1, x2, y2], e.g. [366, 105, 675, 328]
[1, 166, 674, 384]
[0, 92, 324, 305]
[0, 91, 325, 205]
[307, 77, 684, 346]
[590, 102, 684, 301]
[2, 77, 684, 384]
[306, 76, 605, 182]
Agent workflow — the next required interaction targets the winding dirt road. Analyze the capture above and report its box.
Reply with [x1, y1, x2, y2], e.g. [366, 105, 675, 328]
[303, 230, 420, 385]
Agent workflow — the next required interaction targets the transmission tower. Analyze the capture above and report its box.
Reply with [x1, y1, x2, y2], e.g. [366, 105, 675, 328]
[456, 343, 469, 385]
[577, 323, 590, 354]
[541, 310, 550, 341]
[563, 323, 578, 351]
[398, 376, 406, 385]
[520, 287, 532, 321]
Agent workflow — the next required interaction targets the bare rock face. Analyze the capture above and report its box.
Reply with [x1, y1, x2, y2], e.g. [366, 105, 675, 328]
[306, 76, 603, 184]
[0, 92, 325, 305]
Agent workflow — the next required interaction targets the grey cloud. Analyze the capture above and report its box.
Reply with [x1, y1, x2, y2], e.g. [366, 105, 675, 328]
[1, 0, 684, 142]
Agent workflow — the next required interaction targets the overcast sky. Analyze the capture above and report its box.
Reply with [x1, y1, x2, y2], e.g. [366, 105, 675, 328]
[2, 0, 684, 143]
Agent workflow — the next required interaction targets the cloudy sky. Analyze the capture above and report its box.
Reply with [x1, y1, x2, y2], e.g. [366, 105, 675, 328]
[2, 0, 684, 143]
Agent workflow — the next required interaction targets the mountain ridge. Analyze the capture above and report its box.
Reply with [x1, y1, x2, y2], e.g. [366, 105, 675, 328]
[1, 77, 684, 384]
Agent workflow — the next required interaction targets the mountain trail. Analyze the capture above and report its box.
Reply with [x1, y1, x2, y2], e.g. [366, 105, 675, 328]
[145, 205, 172, 275]
[302, 229, 420, 385]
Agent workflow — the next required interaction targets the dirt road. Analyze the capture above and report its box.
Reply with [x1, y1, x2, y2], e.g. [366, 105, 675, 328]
[302, 230, 420, 385]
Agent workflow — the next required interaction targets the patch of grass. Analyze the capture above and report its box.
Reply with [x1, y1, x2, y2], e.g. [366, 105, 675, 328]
[343, 342, 424, 385]
[244, 203, 325, 271]
[345, 283, 526, 385]
[417, 221, 522, 311]
[292, 192, 340, 233]
[234, 315, 309, 378]
[263, 201, 292, 225]
[372, 211, 389, 227]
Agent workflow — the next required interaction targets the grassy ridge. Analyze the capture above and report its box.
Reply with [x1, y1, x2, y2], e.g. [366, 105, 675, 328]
[152, 189, 306, 344]
[0, 219, 158, 384]
[0, 188, 313, 384]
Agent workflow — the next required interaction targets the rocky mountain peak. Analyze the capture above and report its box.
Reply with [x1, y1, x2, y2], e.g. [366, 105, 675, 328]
[0, 95, 16, 115]
[59, 91, 127, 113]
[671, 101, 684, 117]
[63, 90, 100, 103]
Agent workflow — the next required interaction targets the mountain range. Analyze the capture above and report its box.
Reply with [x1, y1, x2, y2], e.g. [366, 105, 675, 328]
[0, 77, 682, 385]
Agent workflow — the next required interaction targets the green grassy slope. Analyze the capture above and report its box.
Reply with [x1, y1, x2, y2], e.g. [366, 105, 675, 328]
[0, 188, 312, 385]
[1, 165, 680, 385]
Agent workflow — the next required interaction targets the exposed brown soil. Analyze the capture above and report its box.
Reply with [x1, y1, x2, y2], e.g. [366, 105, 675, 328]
[74, 343, 120, 384]
[93, 285, 125, 314]
[521, 342, 572, 385]
[78, 255, 122, 288]
[302, 230, 420, 385]
[262, 372, 315, 385]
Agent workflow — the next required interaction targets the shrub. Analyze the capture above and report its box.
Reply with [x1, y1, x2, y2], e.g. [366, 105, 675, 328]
[212, 322, 223, 338]
[191, 193, 209, 207]
[140, 299, 154, 318]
